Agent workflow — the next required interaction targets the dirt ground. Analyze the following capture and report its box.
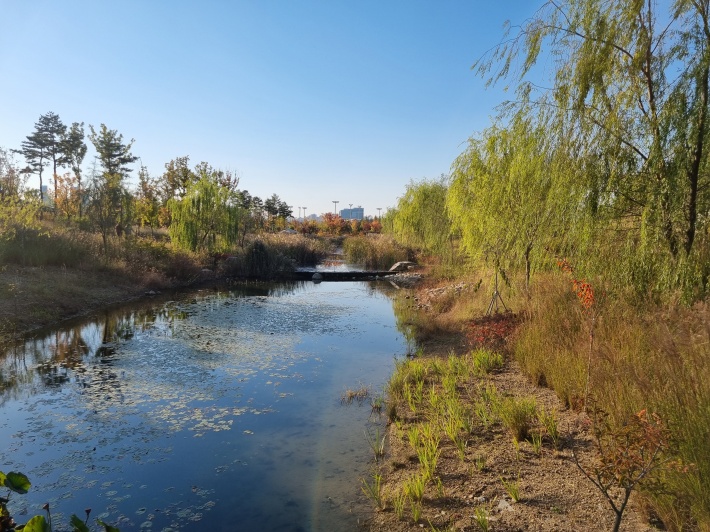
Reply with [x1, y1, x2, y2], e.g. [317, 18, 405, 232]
[363, 280, 657, 532]
[0, 265, 146, 340]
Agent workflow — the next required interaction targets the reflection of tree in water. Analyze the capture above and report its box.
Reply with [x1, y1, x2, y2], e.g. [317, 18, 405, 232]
[0, 282, 312, 404]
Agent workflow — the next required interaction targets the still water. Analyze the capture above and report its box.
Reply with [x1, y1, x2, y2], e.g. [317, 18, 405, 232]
[0, 281, 407, 531]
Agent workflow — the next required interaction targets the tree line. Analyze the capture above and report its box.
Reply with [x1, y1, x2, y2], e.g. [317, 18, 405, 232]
[386, 0, 710, 302]
[0, 113, 299, 255]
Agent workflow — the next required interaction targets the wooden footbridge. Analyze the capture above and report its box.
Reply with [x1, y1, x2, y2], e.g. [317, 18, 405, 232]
[282, 270, 395, 282]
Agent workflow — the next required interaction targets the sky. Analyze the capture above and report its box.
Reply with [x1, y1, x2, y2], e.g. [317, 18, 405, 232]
[0, 1, 541, 218]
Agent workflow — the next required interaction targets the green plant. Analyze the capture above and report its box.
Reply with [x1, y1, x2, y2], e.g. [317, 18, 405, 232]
[496, 396, 537, 442]
[365, 427, 386, 462]
[411, 499, 423, 523]
[370, 394, 385, 415]
[361, 472, 386, 510]
[341, 384, 369, 404]
[473, 454, 486, 473]
[472, 505, 490, 531]
[404, 472, 426, 503]
[500, 474, 521, 502]
[441, 409, 467, 462]
[471, 348, 504, 375]
[392, 489, 407, 520]
[0, 470, 120, 531]
[538, 407, 561, 449]
[530, 430, 543, 454]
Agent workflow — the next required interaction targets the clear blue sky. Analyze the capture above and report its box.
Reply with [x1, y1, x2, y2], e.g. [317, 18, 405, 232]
[0, 1, 540, 217]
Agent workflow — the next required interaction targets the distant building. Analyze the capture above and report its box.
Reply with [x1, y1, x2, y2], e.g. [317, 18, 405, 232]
[340, 207, 364, 220]
[41, 185, 53, 207]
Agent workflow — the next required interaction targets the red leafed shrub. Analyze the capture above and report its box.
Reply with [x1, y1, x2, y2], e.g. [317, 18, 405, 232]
[466, 312, 521, 351]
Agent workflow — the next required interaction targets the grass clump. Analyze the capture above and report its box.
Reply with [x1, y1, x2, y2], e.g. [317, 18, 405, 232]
[361, 472, 386, 510]
[495, 396, 537, 442]
[470, 348, 504, 375]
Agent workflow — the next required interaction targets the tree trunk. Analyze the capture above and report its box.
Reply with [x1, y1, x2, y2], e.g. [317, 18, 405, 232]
[684, 65, 708, 256]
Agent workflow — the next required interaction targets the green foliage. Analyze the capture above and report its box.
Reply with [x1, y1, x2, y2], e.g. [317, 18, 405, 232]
[168, 175, 242, 253]
[472, 0, 710, 298]
[470, 348, 504, 376]
[0, 470, 119, 532]
[495, 396, 537, 442]
[387, 177, 454, 260]
[342, 235, 409, 270]
[361, 472, 385, 510]
[88, 124, 137, 178]
[448, 112, 572, 289]
[0, 471, 30, 494]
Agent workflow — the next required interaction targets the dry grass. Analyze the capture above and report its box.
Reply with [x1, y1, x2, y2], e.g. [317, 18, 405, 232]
[514, 273, 710, 529]
[343, 235, 410, 270]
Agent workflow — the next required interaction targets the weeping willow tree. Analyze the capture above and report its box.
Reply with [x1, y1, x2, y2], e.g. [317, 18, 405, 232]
[448, 111, 576, 290]
[168, 176, 242, 253]
[387, 176, 454, 260]
[474, 0, 710, 297]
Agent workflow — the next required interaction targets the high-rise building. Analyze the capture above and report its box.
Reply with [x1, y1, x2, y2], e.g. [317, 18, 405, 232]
[340, 207, 364, 220]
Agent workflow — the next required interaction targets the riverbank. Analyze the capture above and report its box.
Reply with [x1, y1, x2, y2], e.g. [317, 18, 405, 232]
[363, 276, 655, 531]
[0, 265, 151, 340]
[0, 266, 665, 530]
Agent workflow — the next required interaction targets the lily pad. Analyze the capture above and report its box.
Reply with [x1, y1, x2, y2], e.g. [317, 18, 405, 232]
[0, 471, 31, 494]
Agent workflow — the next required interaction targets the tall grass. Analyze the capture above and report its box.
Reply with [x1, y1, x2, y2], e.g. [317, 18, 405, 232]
[342, 234, 410, 270]
[0, 226, 103, 268]
[514, 273, 710, 529]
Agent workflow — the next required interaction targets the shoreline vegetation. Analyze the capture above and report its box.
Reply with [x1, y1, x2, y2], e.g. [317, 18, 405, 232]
[3, 3, 710, 529]
[0, 230, 708, 531]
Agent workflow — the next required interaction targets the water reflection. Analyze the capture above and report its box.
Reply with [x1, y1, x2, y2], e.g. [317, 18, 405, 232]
[0, 281, 406, 531]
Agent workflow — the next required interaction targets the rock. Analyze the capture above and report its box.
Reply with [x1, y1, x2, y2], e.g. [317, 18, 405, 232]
[312, 273, 323, 282]
[497, 499, 514, 511]
[389, 261, 417, 272]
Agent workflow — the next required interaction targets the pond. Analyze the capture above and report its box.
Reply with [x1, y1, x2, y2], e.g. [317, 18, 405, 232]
[0, 281, 408, 531]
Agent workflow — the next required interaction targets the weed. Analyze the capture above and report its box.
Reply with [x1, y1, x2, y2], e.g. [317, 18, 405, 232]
[404, 473, 426, 503]
[530, 430, 543, 454]
[387, 401, 398, 423]
[365, 427, 386, 461]
[500, 474, 521, 502]
[392, 489, 407, 520]
[417, 438, 440, 481]
[471, 348, 504, 375]
[473, 400, 494, 429]
[473, 455, 486, 472]
[496, 396, 537, 441]
[442, 410, 467, 462]
[361, 472, 386, 510]
[407, 425, 421, 454]
[538, 407, 561, 449]
[411, 499, 423, 523]
[472, 505, 490, 531]
[341, 384, 369, 404]
[370, 394, 385, 415]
